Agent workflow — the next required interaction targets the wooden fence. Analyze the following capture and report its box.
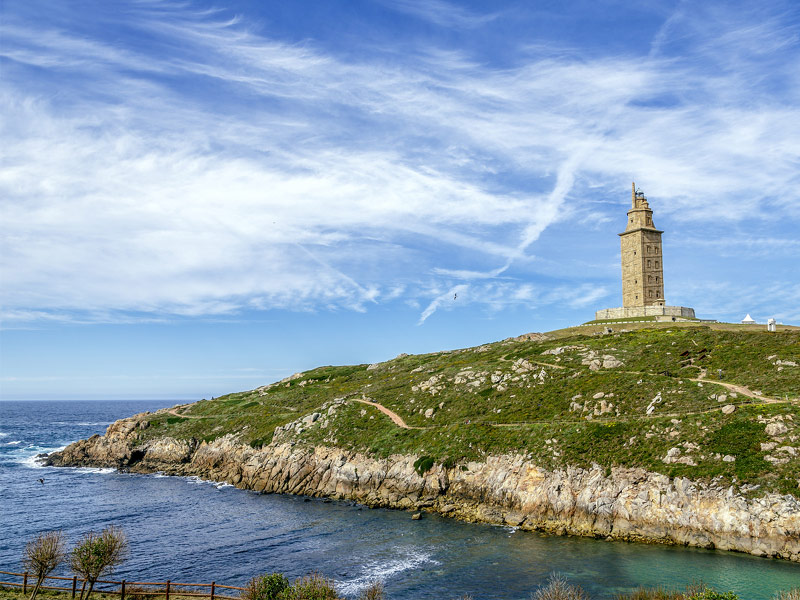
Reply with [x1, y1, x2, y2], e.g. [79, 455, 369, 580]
[0, 570, 245, 599]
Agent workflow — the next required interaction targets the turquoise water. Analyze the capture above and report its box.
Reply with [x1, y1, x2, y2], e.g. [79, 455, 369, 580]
[1, 400, 798, 598]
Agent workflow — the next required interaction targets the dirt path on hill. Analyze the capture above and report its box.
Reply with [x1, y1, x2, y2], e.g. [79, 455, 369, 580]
[352, 399, 427, 429]
[691, 369, 784, 404]
[166, 406, 204, 419]
[165, 368, 795, 436]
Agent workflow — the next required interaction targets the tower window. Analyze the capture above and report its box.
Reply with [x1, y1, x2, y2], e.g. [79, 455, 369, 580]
[647, 259, 652, 268]
[649, 290, 653, 298]
[656, 291, 660, 298]
[655, 261, 660, 268]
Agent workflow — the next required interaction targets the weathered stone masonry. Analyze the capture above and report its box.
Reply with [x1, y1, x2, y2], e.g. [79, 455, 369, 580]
[596, 183, 695, 321]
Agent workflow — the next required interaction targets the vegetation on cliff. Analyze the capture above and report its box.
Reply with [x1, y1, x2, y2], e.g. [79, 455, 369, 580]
[103, 324, 800, 498]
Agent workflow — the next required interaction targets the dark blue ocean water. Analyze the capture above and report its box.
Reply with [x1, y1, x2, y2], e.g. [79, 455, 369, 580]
[1, 400, 798, 599]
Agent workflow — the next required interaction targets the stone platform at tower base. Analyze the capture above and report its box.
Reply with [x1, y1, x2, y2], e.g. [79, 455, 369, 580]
[594, 305, 696, 321]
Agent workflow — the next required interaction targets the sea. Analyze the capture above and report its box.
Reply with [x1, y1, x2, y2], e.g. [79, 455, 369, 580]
[1, 400, 799, 599]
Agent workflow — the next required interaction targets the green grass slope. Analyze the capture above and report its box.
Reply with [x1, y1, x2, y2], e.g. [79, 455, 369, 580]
[135, 324, 800, 498]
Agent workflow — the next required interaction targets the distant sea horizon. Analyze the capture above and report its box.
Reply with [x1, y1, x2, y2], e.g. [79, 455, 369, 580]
[2, 399, 799, 599]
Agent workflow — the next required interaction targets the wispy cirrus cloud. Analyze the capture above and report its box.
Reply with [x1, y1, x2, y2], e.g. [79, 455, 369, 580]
[376, 0, 499, 29]
[1, 0, 798, 326]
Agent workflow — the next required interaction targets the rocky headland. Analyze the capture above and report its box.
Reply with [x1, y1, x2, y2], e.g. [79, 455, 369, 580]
[46, 323, 800, 562]
[47, 410, 800, 563]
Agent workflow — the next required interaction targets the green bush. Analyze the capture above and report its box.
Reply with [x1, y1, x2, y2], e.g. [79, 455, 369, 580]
[278, 573, 341, 600]
[442, 456, 458, 470]
[686, 590, 739, 600]
[616, 585, 740, 600]
[242, 573, 290, 600]
[413, 456, 435, 476]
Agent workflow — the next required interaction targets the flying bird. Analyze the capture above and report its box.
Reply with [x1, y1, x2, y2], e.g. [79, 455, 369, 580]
[38, 478, 44, 484]
[453, 293, 458, 300]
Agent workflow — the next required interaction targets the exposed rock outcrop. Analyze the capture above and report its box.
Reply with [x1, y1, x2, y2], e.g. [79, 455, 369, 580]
[46, 415, 800, 563]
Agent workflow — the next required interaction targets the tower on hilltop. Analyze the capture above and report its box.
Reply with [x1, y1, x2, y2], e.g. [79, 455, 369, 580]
[594, 183, 695, 322]
[620, 183, 665, 307]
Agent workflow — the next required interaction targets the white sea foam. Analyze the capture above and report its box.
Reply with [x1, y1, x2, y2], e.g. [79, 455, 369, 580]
[186, 475, 212, 485]
[73, 467, 117, 475]
[183, 475, 233, 489]
[13, 444, 67, 468]
[335, 550, 439, 595]
[0, 432, 8, 437]
[21, 452, 53, 469]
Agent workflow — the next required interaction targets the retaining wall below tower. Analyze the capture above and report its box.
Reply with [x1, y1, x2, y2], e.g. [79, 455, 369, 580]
[595, 306, 696, 320]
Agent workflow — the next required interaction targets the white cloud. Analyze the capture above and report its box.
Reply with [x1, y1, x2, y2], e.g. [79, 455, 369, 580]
[1, 1, 798, 325]
[376, 0, 498, 29]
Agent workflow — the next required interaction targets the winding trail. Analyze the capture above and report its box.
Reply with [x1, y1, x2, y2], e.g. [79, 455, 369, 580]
[167, 406, 203, 419]
[352, 399, 426, 429]
[690, 369, 783, 404]
[165, 363, 796, 435]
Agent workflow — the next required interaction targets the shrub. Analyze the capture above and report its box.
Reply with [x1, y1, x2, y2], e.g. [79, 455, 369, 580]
[442, 456, 458, 470]
[278, 573, 341, 600]
[242, 573, 290, 600]
[686, 590, 739, 600]
[413, 456, 435, 476]
[615, 587, 683, 600]
[23, 530, 66, 600]
[531, 573, 590, 600]
[616, 584, 739, 600]
[358, 581, 385, 600]
[70, 526, 128, 600]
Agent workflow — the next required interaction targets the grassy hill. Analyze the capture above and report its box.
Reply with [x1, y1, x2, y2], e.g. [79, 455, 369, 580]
[134, 323, 800, 498]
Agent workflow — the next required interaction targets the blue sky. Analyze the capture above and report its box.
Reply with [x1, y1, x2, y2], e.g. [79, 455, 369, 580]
[2, 0, 799, 400]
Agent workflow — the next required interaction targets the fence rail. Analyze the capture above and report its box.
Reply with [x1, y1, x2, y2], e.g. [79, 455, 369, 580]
[0, 570, 245, 599]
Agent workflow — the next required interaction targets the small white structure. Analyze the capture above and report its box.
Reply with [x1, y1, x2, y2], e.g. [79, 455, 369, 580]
[741, 314, 756, 324]
[767, 318, 777, 332]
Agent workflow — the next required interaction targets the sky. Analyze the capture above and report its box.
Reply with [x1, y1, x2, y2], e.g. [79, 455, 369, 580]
[1, 0, 799, 400]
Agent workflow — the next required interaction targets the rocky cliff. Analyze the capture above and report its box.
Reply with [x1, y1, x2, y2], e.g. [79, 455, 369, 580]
[46, 411, 800, 563]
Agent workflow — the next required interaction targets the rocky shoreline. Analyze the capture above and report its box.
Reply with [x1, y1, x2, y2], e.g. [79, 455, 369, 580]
[46, 412, 800, 563]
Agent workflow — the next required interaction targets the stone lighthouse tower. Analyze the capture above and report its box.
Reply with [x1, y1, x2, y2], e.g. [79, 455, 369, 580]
[594, 183, 695, 322]
[620, 183, 665, 307]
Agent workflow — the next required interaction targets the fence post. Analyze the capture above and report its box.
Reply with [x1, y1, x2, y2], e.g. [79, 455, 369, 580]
[210, 581, 215, 600]
[72, 575, 77, 599]
[23, 572, 28, 595]
[165, 580, 170, 600]
[121, 579, 126, 600]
